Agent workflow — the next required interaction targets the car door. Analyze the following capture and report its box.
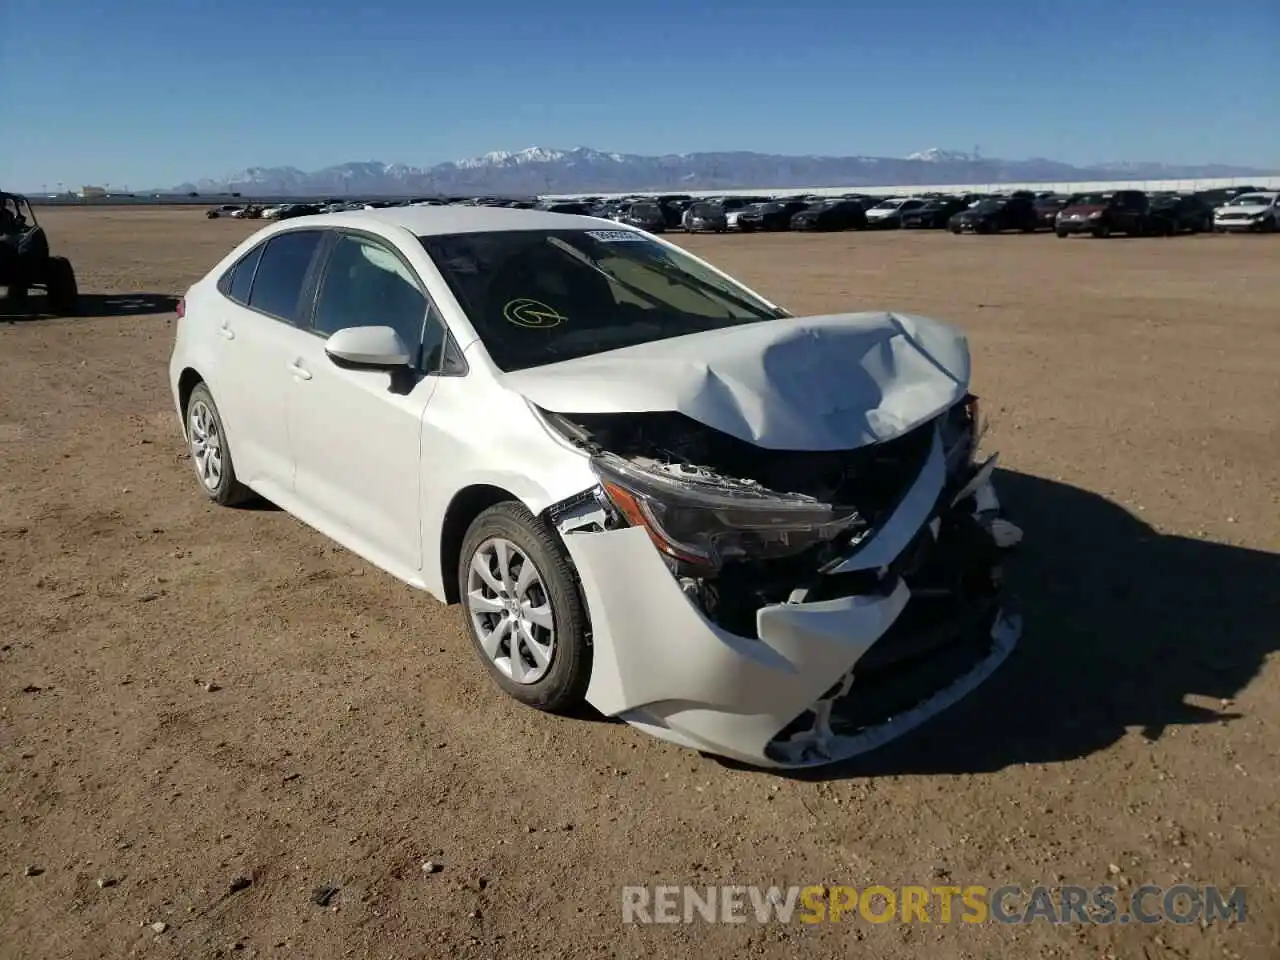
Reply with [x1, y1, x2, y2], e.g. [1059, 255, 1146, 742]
[211, 229, 326, 497]
[284, 229, 442, 576]
[1117, 192, 1145, 234]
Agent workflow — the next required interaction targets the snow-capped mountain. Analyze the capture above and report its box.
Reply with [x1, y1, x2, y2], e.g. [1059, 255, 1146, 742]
[905, 148, 977, 163]
[173, 147, 1275, 197]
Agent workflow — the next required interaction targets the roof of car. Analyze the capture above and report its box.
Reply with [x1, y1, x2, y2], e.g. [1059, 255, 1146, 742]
[290, 204, 617, 237]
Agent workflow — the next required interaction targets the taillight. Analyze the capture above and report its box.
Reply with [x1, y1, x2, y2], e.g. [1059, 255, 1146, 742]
[175, 297, 185, 318]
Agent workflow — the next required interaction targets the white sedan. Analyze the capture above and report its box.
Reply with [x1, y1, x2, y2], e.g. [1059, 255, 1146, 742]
[1213, 192, 1280, 233]
[169, 207, 1022, 768]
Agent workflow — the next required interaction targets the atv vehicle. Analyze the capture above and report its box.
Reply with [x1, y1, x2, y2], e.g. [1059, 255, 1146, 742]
[0, 191, 80, 315]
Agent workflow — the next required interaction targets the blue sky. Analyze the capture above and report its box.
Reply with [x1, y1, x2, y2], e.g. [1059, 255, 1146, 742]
[3, 0, 1276, 189]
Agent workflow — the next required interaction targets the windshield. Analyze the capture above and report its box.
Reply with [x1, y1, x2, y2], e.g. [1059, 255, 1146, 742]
[1226, 193, 1274, 206]
[628, 202, 661, 216]
[689, 202, 719, 216]
[973, 198, 1008, 212]
[870, 199, 903, 210]
[419, 229, 785, 372]
[1071, 194, 1112, 206]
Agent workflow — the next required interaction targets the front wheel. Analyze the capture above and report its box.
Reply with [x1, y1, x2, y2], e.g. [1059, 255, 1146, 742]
[458, 502, 591, 713]
[1092, 223, 1112, 238]
[185, 383, 254, 506]
[44, 256, 79, 316]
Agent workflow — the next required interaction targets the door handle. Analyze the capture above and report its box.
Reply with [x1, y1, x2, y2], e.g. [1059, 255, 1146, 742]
[218, 323, 235, 340]
[287, 361, 312, 381]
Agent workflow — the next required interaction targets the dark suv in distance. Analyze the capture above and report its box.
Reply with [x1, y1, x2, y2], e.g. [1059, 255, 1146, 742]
[948, 195, 1039, 234]
[619, 200, 667, 233]
[1055, 190, 1153, 238]
[1147, 193, 1214, 234]
[902, 196, 970, 229]
[789, 198, 869, 231]
[737, 199, 810, 232]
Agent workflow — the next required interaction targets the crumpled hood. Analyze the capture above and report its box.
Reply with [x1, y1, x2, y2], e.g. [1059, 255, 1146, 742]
[500, 312, 971, 451]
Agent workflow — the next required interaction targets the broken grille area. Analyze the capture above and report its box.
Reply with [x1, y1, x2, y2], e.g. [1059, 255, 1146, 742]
[768, 600, 1001, 752]
[565, 410, 936, 522]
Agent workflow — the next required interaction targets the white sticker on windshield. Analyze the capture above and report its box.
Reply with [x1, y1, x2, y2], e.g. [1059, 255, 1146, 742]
[585, 230, 647, 242]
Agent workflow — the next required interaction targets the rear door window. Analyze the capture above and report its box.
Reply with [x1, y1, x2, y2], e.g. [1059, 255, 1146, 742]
[247, 230, 325, 323]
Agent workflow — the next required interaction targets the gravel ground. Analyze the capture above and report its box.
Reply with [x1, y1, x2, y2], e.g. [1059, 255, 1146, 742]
[2, 208, 1278, 960]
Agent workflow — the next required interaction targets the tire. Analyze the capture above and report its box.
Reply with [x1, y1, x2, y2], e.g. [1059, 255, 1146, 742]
[1261, 217, 1277, 234]
[185, 383, 253, 506]
[44, 256, 79, 316]
[458, 501, 591, 713]
[1092, 224, 1112, 239]
[1056, 230, 1069, 239]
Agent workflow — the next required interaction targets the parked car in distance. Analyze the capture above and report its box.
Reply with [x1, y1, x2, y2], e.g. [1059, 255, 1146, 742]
[540, 202, 594, 215]
[1032, 195, 1071, 229]
[1147, 193, 1214, 234]
[736, 199, 811, 232]
[948, 196, 1039, 234]
[902, 197, 970, 229]
[1212, 192, 1280, 233]
[789, 198, 869, 232]
[682, 201, 729, 233]
[1054, 190, 1153, 238]
[865, 197, 926, 229]
[167, 205, 1022, 769]
[618, 200, 667, 233]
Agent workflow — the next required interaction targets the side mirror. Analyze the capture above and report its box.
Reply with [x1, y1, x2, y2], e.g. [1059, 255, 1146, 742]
[324, 326, 412, 368]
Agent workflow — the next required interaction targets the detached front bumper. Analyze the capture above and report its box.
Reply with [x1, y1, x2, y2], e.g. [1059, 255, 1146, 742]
[561, 440, 1023, 769]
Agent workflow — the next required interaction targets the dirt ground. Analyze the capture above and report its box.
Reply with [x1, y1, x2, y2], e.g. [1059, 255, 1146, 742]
[2, 208, 1278, 960]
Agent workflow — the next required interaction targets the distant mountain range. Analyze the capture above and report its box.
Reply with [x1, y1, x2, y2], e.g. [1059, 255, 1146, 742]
[172, 146, 1277, 197]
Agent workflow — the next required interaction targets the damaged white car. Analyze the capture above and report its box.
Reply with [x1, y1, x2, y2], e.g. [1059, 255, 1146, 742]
[169, 206, 1023, 768]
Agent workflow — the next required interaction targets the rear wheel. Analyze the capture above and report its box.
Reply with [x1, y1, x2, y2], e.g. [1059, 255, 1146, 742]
[458, 502, 591, 713]
[44, 257, 79, 316]
[185, 383, 254, 506]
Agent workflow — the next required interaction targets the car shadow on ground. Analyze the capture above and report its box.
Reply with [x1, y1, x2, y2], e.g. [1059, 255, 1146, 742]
[737, 468, 1280, 780]
[0, 292, 178, 321]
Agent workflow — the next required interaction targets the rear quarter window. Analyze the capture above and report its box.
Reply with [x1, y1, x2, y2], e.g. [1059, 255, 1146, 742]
[218, 243, 265, 305]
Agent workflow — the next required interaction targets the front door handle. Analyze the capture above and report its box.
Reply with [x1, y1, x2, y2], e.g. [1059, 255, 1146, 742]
[287, 361, 312, 381]
[218, 323, 235, 340]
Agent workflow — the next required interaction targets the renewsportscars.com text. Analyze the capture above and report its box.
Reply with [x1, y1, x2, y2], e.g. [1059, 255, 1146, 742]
[621, 884, 1247, 926]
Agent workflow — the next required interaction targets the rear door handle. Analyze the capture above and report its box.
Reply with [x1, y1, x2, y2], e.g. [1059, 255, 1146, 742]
[218, 323, 235, 340]
[287, 361, 312, 381]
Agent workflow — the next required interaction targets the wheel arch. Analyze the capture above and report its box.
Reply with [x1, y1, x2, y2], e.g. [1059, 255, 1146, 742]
[176, 367, 205, 434]
[438, 484, 525, 604]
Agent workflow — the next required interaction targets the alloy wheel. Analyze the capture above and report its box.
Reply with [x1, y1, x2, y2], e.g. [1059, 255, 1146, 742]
[188, 399, 223, 492]
[466, 537, 556, 684]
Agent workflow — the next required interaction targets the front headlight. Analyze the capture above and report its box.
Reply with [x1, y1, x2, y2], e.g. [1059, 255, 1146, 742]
[591, 453, 862, 572]
[1088, 211, 1103, 219]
